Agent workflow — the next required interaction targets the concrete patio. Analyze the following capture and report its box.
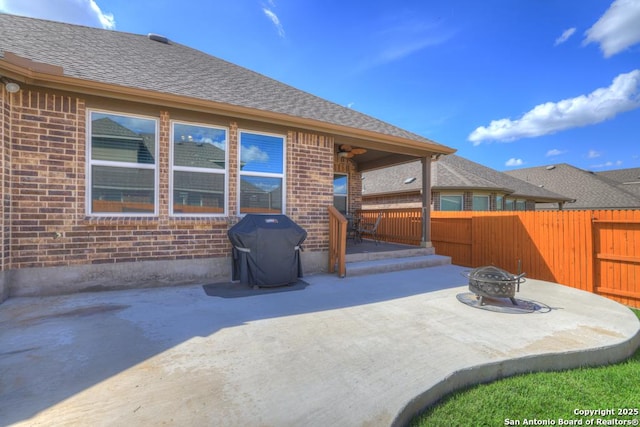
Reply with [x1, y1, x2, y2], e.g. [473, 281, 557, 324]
[1, 264, 639, 427]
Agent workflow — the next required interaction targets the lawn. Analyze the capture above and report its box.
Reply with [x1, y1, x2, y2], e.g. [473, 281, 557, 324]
[410, 308, 640, 427]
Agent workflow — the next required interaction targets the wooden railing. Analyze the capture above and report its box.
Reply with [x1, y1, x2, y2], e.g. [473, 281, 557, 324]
[356, 208, 422, 245]
[328, 206, 347, 277]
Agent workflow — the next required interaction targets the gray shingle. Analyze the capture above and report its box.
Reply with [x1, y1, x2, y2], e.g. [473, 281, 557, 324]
[597, 168, 640, 197]
[0, 13, 451, 150]
[505, 164, 640, 209]
[363, 155, 570, 203]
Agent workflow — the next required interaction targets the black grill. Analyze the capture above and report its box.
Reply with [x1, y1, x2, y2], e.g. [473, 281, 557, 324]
[228, 214, 307, 287]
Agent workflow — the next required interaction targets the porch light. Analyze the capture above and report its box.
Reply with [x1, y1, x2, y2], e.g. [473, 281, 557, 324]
[5, 82, 20, 93]
[1, 78, 20, 93]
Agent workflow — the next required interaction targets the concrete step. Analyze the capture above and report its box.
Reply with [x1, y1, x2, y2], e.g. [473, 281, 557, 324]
[346, 246, 436, 263]
[345, 252, 452, 277]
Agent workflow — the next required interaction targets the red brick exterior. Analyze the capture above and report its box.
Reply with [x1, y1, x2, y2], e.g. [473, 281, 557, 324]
[361, 190, 424, 210]
[288, 131, 334, 252]
[1, 86, 337, 296]
[1, 86, 11, 299]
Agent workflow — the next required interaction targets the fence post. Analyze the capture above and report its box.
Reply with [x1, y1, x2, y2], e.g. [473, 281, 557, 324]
[586, 210, 596, 294]
[421, 156, 432, 247]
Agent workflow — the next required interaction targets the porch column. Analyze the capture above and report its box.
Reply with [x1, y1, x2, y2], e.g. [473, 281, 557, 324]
[420, 156, 433, 248]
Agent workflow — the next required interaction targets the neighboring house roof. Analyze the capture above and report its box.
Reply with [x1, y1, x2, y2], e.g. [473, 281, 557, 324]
[597, 167, 640, 198]
[362, 155, 571, 204]
[0, 13, 454, 165]
[92, 117, 142, 139]
[505, 164, 640, 209]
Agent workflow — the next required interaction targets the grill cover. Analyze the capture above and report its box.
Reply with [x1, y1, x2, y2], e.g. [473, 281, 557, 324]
[228, 214, 307, 287]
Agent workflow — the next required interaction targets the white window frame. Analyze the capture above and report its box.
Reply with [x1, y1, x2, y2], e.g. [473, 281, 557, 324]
[86, 109, 159, 216]
[238, 130, 286, 215]
[170, 120, 229, 217]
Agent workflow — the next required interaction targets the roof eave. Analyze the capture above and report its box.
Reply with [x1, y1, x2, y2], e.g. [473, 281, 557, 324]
[432, 186, 514, 194]
[1, 58, 455, 157]
[509, 194, 574, 203]
[362, 188, 421, 197]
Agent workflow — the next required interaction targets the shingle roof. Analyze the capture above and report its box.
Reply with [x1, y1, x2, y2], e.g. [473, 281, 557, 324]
[362, 155, 571, 203]
[0, 13, 452, 152]
[505, 164, 640, 209]
[597, 167, 640, 197]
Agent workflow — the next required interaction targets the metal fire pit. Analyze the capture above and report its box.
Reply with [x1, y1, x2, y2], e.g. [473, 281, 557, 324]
[464, 266, 526, 306]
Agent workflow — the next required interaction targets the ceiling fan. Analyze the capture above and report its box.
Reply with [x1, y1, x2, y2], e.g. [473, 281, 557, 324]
[338, 144, 367, 158]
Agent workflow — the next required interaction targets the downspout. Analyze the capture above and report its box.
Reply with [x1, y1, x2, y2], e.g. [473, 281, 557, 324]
[420, 156, 433, 248]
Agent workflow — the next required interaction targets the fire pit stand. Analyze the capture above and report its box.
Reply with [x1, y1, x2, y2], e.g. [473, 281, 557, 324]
[463, 266, 526, 306]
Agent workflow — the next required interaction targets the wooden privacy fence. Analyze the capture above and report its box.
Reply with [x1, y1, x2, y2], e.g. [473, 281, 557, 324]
[359, 208, 640, 308]
[357, 208, 422, 245]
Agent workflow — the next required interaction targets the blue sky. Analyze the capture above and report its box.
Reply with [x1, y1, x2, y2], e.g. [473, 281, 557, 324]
[2, 0, 639, 172]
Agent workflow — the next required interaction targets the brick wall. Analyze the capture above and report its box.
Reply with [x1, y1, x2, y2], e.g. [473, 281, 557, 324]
[5, 87, 335, 291]
[10, 89, 85, 269]
[362, 191, 423, 210]
[432, 192, 440, 211]
[1, 87, 10, 299]
[463, 192, 473, 211]
[289, 132, 334, 251]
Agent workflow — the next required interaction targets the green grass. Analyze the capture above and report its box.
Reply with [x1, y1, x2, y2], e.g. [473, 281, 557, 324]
[410, 308, 640, 427]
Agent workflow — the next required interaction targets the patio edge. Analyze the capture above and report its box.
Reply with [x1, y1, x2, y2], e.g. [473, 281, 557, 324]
[392, 324, 640, 427]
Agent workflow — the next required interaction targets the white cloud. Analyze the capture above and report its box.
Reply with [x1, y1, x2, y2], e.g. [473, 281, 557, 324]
[468, 69, 640, 144]
[241, 145, 270, 163]
[584, 0, 640, 57]
[262, 5, 285, 38]
[376, 34, 452, 65]
[555, 28, 576, 46]
[0, 0, 115, 29]
[591, 160, 623, 168]
[588, 149, 602, 158]
[505, 158, 524, 167]
[354, 15, 456, 73]
[546, 149, 566, 157]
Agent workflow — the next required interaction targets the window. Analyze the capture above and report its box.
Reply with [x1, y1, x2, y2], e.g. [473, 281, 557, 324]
[441, 195, 463, 211]
[505, 198, 515, 211]
[495, 195, 504, 211]
[239, 131, 285, 214]
[473, 195, 489, 211]
[516, 200, 526, 211]
[171, 122, 227, 215]
[333, 174, 348, 213]
[88, 111, 157, 215]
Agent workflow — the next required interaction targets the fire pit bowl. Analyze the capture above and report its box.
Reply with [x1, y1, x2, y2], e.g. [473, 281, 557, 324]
[463, 266, 526, 306]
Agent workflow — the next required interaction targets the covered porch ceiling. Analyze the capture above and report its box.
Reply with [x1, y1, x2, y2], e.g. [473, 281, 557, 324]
[334, 137, 456, 172]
